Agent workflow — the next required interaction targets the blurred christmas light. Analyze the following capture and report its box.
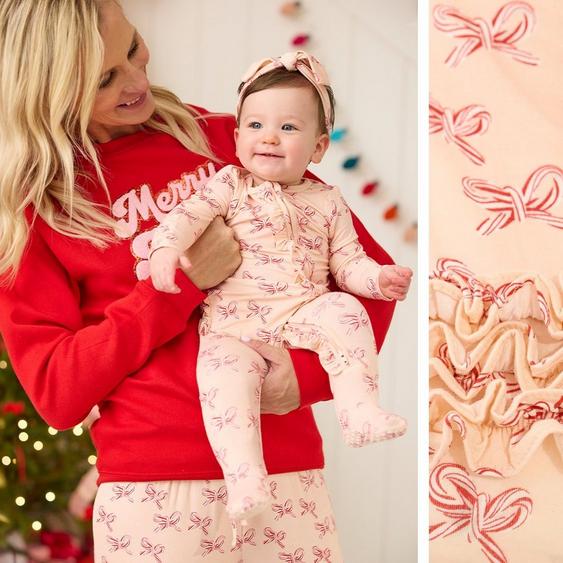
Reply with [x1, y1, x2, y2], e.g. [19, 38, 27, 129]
[330, 127, 348, 142]
[18, 431, 29, 442]
[32, 521, 42, 531]
[47, 426, 58, 435]
[1, 456, 10, 466]
[404, 222, 418, 243]
[45, 492, 56, 502]
[280, 1, 302, 16]
[17, 419, 28, 429]
[15, 496, 25, 506]
[33, 440, 44, 451]
[383, 204, 399, 221]
[72, 425, 84, 437]
[342, 155, 360, 169]
[291, 33, 310, 46]
[0, 360, 7, 369]
[361, 181, 379, 196]
[88, 455, 97, 465]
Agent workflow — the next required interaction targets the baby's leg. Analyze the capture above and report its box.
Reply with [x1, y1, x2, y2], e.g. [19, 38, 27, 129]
[197, 333, 270, 520]
[283, 292, 407, 447]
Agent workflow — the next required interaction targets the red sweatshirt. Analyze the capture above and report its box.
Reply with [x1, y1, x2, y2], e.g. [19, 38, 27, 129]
[0, 109, 395, 483]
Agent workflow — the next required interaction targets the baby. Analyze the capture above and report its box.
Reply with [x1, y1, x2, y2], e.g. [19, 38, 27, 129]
[149, 51, 412, 520]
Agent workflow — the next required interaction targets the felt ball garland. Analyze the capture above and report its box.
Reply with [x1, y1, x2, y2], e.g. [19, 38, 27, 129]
[279, 1, 415, 244]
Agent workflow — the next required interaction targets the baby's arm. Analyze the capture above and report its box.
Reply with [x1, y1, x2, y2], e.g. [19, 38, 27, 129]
[328, 188, 412, 301]
[149, 167, 234, 293]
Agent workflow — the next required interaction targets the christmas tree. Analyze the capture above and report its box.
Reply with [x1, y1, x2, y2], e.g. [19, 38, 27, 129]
[0, 336, 95, 560]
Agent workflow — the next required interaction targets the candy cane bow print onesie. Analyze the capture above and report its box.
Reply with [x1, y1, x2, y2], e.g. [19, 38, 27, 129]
[151, 164, 407, 519]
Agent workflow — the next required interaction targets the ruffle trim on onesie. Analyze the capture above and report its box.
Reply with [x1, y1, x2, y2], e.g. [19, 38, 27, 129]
[429, 259, 563, 478]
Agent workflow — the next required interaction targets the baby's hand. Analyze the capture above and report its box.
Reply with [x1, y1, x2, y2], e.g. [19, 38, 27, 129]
[149, 247, 185, 293]
[379, 265, 413, 301]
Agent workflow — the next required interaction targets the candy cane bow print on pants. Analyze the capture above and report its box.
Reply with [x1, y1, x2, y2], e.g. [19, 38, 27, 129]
[433, 2, 539, 67]
[429, 98, 491, 165]
[429, 463, 532, 563]
[463, 165, 563, 235]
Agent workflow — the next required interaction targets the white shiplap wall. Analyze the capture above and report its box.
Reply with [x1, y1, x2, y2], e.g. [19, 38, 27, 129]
[122, 1, 418, 561]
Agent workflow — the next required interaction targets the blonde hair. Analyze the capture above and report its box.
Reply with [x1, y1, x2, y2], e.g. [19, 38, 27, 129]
[0, 0, 215, 284]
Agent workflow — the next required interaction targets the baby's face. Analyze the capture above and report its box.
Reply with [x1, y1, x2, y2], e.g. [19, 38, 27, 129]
[235, 86, 329, 185]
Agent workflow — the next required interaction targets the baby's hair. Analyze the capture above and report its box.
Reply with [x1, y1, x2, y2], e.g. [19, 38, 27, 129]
[237, 68, 335, 134]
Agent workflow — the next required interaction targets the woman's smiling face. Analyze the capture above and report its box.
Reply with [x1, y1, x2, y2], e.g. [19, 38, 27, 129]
[88, 1, 155, 142]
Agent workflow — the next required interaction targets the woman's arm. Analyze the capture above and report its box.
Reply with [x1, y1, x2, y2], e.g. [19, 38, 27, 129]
[0, 225, 211, 430]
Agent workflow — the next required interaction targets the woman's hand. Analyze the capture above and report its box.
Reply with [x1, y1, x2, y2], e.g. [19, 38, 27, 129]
[180, 217, 242, 290]
[242, 338, 301, 414]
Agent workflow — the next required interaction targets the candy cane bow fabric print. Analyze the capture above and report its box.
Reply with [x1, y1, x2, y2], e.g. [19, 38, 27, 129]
[433, 2, 539, 67]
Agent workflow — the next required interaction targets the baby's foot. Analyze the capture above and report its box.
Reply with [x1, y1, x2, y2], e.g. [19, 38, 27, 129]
[225, 464, 270, 520]
[339, 407, 407, 448]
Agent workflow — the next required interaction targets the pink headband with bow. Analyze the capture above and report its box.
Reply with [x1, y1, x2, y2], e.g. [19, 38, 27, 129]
[237, 51, 333, 131]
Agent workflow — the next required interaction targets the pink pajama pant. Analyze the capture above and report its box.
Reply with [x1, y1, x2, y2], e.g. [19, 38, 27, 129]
[198, 292, 406, 519]
[93, 469, 342, 562]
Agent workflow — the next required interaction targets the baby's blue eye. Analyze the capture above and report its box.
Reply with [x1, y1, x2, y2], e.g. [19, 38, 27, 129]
[282, 124, 297, 131]
[248, 122, 262, 129]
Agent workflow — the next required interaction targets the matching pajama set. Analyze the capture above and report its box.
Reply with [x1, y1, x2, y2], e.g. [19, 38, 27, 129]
[0, 110, 398, 561]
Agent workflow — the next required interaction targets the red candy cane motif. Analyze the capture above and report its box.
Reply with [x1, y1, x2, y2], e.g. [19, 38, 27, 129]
[263, 526, 287, 548]
[463, 165, 563, 235]
[211, 407, 240, 431]
[433, 2, 539, 67]
[429, 98, 491, 165]
[312, 546, 332, 563]
[96, 506, 116, 531]
[199, 387, 218, 410]
[141, 484, 168, 510]
[217, 301, 240, 320]
[432, 258, 497, 302]
[258, 281, 290, 295]
[430, 463, 532, 563]
[315, 516, 335, 538]
[436, 343, 520, 395]
[226, 463, 250, 484]
[110, 483, 135, 503]
[153, 511, 182, 532]
[299, 498, 318, 518]
[206, 354, 239, 372]
[139, 538, 165, 562]
[279, 548, 305, 562]
[363, 373, 378, 393]
[107, 535, 132, 554]
[188, 511, 212, 535]
[201, 485, 228, 506]
[500, 397, 563, 445]
[269, 480, 279, 499]
[200, 535, 226, 556]
[298, 470, 318, 492]
[272, 499, 297, 520]
[246, 301, 273, 323]
[444, 412, 466, 439]
[338, 310, 369, 335]
[230, 528, 257, 552]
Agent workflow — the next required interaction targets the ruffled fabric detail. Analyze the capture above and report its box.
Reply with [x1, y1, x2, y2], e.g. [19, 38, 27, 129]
[429, 259, 563, 477]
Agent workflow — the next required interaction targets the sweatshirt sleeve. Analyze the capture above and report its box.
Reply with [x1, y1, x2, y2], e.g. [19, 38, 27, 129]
[0, 227, 206, 430]
[292, 208, 397, 408]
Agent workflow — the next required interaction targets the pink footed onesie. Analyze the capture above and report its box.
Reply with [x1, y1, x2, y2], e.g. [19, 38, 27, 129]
[150, 164, 407, 519]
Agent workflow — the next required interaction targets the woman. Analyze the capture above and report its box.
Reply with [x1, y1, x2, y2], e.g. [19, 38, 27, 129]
[0, 1, 396, 560]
